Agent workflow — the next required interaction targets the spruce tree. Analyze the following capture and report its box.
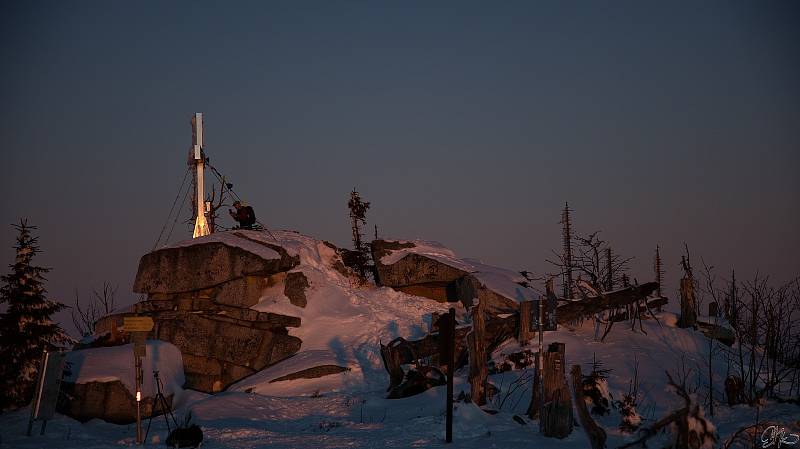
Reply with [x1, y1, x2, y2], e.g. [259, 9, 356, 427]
[0, 220, 70, 410]
[347, 189, 373, 284]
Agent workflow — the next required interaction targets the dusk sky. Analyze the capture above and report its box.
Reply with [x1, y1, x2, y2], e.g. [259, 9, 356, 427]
[1, 1, 798, 335]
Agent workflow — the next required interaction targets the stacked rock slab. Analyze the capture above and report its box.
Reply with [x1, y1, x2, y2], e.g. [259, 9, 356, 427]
[372, 239, 521, 314]
[100, 232, 307, 393]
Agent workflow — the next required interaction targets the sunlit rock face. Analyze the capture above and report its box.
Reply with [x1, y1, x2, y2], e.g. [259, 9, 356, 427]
[372, 239, 535, 314]
[96, 231, 308, 393]
[133, 234, 299, 295]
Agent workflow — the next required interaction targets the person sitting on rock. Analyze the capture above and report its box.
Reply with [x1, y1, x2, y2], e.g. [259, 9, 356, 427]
[229, 201, 256, 229]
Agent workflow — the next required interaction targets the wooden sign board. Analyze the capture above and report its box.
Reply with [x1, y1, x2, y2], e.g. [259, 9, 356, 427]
[531, 298, 558, 332]
[123, 316, 154, 332]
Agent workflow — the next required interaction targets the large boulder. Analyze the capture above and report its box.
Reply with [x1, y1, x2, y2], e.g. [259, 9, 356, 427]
[372, 239, 536, 313]
[96, 231, 309, 393]
[58, 341, 183, 424]
[59, 380, 171, 425]
[133, 233, 299, 294]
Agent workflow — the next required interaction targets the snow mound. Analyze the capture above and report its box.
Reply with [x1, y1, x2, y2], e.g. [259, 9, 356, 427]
[215, 231, 459, 396]
[163, 230, 281, 260]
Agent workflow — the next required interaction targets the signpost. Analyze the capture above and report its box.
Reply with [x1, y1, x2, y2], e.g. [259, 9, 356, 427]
[123, 316, 154, 445]
[27, 350, 66, 436]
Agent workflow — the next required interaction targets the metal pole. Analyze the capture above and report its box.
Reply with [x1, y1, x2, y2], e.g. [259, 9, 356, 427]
[27, 351, 49, 437]
[135, 354, 142, 444]
[445, 307, 455, 443]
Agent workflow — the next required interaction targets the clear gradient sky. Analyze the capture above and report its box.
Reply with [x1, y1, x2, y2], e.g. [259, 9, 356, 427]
[1, 1, 798, 335]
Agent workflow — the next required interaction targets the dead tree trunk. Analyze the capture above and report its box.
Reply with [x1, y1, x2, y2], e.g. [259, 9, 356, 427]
[653, 245, 665, 312]
[571, 365, 606, 449]
[679, 277, 697, 328]
[561, 203, 574, 298]
[468, 301, 488, 406]
[379, 340, 405, 392]
[518, 300, 533, 344]
[539, 342, 573, 438]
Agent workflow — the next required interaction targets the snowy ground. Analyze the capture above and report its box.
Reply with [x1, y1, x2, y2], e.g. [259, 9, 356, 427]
[3, 312, 799, 449]
[2, 232, 797, 448]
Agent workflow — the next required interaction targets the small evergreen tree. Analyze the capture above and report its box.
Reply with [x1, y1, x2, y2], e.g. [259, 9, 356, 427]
[0, 220, 71, 410]
[582, 353, 612, 416]
[347, 189, 373, 284]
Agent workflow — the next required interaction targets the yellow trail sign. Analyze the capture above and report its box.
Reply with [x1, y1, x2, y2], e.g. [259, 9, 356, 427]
[123, 316, 154, 332]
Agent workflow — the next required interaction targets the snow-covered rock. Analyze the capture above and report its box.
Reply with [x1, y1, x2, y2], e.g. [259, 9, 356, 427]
[58, 341, 183, 424]
[372, 239, 536, 313]
[133, 231, 299, 295]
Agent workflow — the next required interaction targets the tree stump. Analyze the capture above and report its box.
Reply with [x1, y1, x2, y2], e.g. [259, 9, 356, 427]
[536, 342, 573, 438]
[468, 302, 488, 406]
[725, 375, 744, 406]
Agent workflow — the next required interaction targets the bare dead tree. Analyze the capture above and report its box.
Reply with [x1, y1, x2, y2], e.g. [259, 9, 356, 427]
[618, 368, 716, 449]
[560, 202, 574, 298]
[547, 230, 632, 298]
[698, 258, 725, 417]
[725, 273, 800, 404]
[205, 180, 228, 233]
[71, 282, 118, 337]
[654, 245, 664, 298]
[678, 244, 698, 328]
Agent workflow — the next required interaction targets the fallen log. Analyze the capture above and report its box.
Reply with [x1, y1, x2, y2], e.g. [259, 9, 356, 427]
[556, 282, 659, 324]
[380, 283, 661, 394]
[571, 365, 607, 449]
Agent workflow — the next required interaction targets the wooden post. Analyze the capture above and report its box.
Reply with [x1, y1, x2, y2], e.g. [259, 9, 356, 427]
[571, 365, 606, 449]
[518, 300, 533, 344]
[445, 308, 455, 443]
[468, 301, 488, 406]
[679, 277, 697, 328]
[539, 342, 572, 438]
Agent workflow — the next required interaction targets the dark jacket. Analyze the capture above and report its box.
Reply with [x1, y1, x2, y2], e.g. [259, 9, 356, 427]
[230, 206, 256, 228]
